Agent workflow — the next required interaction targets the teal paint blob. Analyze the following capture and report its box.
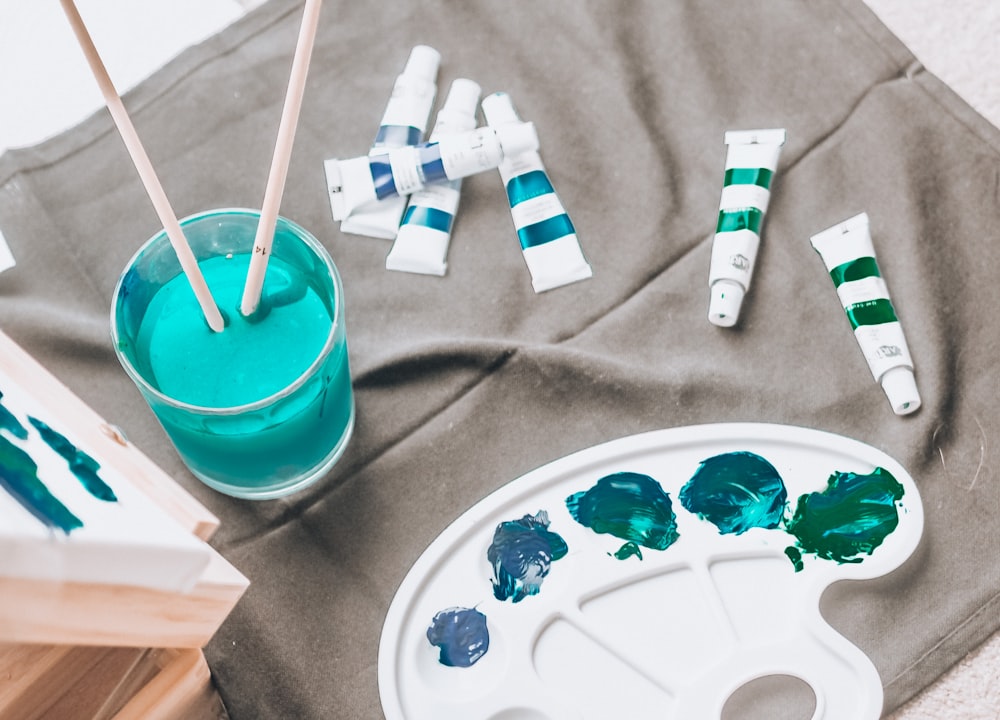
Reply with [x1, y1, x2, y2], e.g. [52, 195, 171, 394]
[28, 417, 117, 502]
[566, 472, 680, 559]
[426, 607, 490, 668]
[0, 434, 83, 534]
[487, 511, 568, 603]
[785, 466, 904, 567]
[0, 392, 28, 440]
[679, 451, 788, 535]
[612, 541, 643, 561]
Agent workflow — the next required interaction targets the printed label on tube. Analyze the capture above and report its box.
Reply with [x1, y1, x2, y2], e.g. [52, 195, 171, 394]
[708, 128, 786, 327]
[810, 212, 921, 415]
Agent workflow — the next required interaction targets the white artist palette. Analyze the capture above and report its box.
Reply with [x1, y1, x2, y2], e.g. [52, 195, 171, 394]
[0, 366, 210, 593]
[378, 423, 924, 719]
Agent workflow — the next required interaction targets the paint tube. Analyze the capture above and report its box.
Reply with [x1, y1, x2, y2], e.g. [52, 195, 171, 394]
[810, 212, 921, 415]
[0, 227, 14, 274]
[708, 128, 786, 327]
[326, 121, 538, 221]
[385, 78, 481, 275]
[481, 91, 592, 293]
[328, 45, 440, 239]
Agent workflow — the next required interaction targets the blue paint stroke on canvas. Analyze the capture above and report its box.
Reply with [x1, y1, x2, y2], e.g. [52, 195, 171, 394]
[0, 391, 28, 440]
[679, 451, 788, 535]
[28, 417, 117, 502]
[0, 434, 83, 534]
[487, 510, 568, 603]
[426, 607, 490, 667]
[566, 472, 680, 559]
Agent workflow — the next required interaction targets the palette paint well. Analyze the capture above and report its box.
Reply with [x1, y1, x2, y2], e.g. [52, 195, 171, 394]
[378, 423, 924, 719]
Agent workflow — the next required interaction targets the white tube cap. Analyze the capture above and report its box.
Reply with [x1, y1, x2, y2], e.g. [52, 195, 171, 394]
[443, 78, 482, 119]
[403, 45, 441, 80]
[481, 91, 521, 126]
[880, 366, 921, 415]
[495, 121, 539, 157]
[708, 280, 745, 327]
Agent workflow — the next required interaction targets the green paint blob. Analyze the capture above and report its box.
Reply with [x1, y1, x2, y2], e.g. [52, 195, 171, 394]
[785, 466, 904, 567]
[566, 472, 680, 559]
[0, 434, 83, 534]
[28, 417, 117, 502]
[612, 541, 643, 561]
[679, 451, 787, 535]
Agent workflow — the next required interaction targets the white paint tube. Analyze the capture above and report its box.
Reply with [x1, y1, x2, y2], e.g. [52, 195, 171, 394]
[385, 78, 481, 275]
[325, 122, 538, 221]
[708, 128, 786, 327]
[810, 212, 921, 415]
[328, 45, 440, 239]
[481, 91, 592, 293]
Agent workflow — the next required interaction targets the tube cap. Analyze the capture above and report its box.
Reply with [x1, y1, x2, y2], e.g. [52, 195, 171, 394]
[708, 280, 745, 327]
[481, 91, 521, 126]
[880, 366, 921, 415]
[495, 121, 539, 157]
[403, 45, 441, 80]
[443, 78, 482, 120]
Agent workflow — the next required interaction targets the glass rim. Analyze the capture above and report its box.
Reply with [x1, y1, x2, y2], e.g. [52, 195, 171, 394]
[110, 207, 344, 416]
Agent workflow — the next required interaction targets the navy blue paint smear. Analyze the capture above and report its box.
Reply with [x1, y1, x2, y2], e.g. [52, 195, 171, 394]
[487, 510, 568, 603]
[0, 391, 29, 439]
[28, 417, 117, 502]
[0, 434, 83, 534]
[679, 451, 788, 535]
[566, 472, 680, 559]
[426, 607, 490, 668]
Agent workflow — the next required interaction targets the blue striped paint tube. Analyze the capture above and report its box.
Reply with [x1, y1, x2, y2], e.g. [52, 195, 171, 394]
[811, 212, 921, 415]
[386, 78, 481, 275]
[326, 45, 440, 238]
[708, 129, 786, 327]
[481, 92, 592, 293]
[326, 122, 538, 220]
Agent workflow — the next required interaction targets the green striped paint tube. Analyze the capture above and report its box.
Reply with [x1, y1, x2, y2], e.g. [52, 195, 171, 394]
[708, 129, 786, 327]
[481, 92, 592, 293]
[386, 78, 481, 275]
[810, 212, 921, 415]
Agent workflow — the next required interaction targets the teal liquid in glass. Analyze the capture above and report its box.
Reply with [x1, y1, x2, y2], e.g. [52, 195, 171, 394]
[134, 252, 353, 494]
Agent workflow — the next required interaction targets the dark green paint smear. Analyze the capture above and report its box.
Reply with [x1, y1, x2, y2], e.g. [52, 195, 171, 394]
[0, 392, 29, 440]
[566, 472, 680, 559]
[28, 417, 117, 502]
[785, 466, 904, 569]
[679, 451, 788, 535]
[0, 434, 83, 534]
[487, 511, 568, 603]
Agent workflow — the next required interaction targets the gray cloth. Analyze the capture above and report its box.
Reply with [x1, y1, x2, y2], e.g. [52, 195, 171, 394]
[2, 0, 999, 717]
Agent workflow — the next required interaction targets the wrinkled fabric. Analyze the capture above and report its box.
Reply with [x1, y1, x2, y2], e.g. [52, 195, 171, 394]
[1, 1, 998, 718]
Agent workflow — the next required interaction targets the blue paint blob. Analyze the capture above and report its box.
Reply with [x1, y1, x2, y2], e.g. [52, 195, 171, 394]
[487, 510, 568, 603]
[566, 472, 680, 559]
[0, 434, 83, 534]
[0, 392, 29, 440]
[426, 607, 490, 668]
[679, 451, 788, 535]
[28, 417, 117, 502]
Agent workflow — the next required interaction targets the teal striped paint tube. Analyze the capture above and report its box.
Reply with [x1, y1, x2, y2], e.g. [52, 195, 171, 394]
[326, 45, 440, 238]
[481, 92, 592, 293]
[386, 79, 481, 275]
[708, 129, 786, 327]
[810, 212, 921, 415]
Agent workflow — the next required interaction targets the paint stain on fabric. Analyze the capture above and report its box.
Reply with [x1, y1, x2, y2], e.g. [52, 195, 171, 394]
[0, 434, 83, 534]
[566, 472, 680, 559]
[28, 417, 117, 502]
[679, 451, 788, 535]
[487, 510, 568, 603]
[426, 607, 490, 668]
[785, 466, 904, 568]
